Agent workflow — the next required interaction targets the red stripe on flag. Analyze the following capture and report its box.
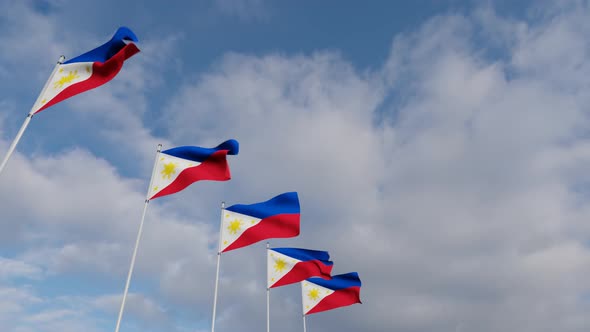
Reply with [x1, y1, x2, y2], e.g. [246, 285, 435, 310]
[271, 260, 333, 288]
[34, 43, 140, 114]
[151, 149, 232, 200]
[306, 286, 361, 315]
[222, 213, 300, 252]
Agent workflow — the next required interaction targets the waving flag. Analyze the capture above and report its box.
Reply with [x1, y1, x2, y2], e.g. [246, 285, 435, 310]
[148, 139, 239, 200]
[268, 248, 333, 288]
[302, 272, 362, 315]
[221, 192, 300, 253]
[31, 27, 140, 114]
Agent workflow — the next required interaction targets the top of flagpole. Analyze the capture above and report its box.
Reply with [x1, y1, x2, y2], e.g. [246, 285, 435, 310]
[0, 55, 67, 177]
[144, 144, 163, 201]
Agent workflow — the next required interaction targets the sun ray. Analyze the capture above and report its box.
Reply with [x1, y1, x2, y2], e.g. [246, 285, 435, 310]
[53, 70, 80, 89]
[161, 162, 177, 179]
[308, 288, 320, 301]
[274, 258, 287, 272]
[228, 219, 242, 234]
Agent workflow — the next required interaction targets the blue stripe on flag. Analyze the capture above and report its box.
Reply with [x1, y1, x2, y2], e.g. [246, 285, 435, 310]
[272, 247, 332, 263]
[162, 139, 239, 162]
[307, 272, 361, 290]
[226, 192, 299, 219]
[64, 27, 139, 64]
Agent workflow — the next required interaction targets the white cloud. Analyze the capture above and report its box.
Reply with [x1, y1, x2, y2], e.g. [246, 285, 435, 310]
[0, 257, 42, 280]
[2, 1, 590, 332]
[93, 293, 172, 328]
[159, 3, 590, 332]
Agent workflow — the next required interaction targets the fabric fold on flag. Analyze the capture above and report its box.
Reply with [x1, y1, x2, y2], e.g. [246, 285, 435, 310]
[32, 26, 140, 114]
[221, 192, 300, 253]
[148, 139, 239, 200]
[268, 247, 333, 288]
[301, 272, 362, 315]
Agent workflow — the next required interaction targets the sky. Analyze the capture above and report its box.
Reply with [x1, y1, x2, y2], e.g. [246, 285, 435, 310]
[2, 0, 590, 331]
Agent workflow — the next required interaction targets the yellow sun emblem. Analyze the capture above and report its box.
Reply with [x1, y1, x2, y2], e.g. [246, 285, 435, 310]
[308, 288, 320, 301]
[161, 162, 177, 179]
[228, 219, 242, 235]
[54, 70, 80, 89]
[274, 258, 287, 273]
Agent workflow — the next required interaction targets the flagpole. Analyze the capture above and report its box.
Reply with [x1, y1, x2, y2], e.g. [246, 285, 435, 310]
[303, 314, 307, 332]
[301, 282, 307, 332]
[266, 242, 270, 332]
[0, 55, 65, 176]
[114, 143, 162, 332]
[211, 201, 225, 332]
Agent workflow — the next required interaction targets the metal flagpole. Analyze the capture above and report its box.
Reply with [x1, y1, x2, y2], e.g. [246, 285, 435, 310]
[211, 201, 225, 332]
[301, 281, 307, 332]
[114, 143, 162, 332]
[0, 55, 65, 176]
[266, 242, 270, 332]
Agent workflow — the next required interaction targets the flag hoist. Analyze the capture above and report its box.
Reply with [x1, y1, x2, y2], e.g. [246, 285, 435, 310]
[0, 27, 140, 176]
[115, 140, 239, 332]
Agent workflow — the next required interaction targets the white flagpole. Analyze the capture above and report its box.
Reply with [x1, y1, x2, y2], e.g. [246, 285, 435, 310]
[303, 314, 307, 332]
[211, 201, 225, 332]
[0, 55, 65, 176]
[301, 282, 307, 332]
[266, 242, 270, 332]
[114, 143, 162, 332]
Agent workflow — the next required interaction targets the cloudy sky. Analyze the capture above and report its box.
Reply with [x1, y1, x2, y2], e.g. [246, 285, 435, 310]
[2, 0, 590, 331]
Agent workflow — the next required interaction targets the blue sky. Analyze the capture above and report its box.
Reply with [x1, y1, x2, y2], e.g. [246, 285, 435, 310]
[2, 1, 590, 332]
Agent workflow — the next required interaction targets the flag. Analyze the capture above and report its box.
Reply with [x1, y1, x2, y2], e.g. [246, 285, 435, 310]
[31, 27, 140, 114]
[301, 272, 362, 315]
[268, 247, 333, 288]
[148, 139, 239, 200]
[220, 192, 300, 253]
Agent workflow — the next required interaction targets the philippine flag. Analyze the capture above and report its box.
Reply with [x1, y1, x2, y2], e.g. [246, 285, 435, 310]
[268, 248, 333, 288]
[220, 192, 300, 253]
[148, 139, 239, 200]
[31, 27, 140, 114]
[301, 272, 362, 315]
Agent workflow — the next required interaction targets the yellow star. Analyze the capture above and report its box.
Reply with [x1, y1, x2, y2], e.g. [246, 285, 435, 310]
[53, 70, 79, 89]
[41, 99, 47, 104]
[251, 219, 256, 224]
[227, 219, 242, 235]
[223, 240, 228, 245]
[153, 186, 159, 192]
[308, 288, 320, 301]
[161, 162, 177, 179]
[59, 68, 63, 73]
[274, 258, 287, 272]
[85, 65, 91, 73]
